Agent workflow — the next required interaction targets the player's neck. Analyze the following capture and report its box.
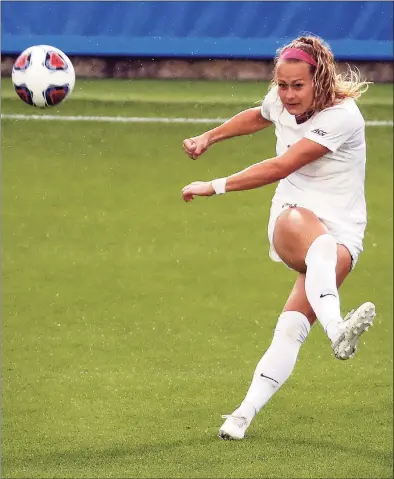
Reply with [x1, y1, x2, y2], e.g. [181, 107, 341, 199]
[295, 110, 314, 124]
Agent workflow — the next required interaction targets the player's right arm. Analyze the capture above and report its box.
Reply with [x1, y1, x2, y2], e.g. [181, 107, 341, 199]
[183, 107, 272, 160]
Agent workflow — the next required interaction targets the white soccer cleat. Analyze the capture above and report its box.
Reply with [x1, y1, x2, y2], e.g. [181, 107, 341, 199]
[218, 414, 250, 440]
[332, 302, 376, 360]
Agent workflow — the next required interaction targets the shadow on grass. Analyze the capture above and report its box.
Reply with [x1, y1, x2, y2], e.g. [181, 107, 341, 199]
[9, 432, 392, 472]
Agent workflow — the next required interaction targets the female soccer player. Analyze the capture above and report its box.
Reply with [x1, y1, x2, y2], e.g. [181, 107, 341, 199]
[181, 35, 376, 440]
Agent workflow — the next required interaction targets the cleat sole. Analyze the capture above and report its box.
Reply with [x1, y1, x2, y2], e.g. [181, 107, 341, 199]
[332, 302, 376, 360]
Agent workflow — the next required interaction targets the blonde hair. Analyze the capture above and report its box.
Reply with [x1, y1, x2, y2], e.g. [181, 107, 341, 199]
[272, 35, 371, 111]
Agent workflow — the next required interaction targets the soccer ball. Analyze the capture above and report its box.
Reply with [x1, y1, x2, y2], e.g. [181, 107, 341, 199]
[12, 45, 75, 108]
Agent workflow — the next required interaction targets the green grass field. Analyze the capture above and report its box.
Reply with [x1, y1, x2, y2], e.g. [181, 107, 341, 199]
[2, 78, 393, 479]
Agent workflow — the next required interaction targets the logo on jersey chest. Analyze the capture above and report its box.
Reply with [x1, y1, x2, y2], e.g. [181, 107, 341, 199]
[311, 128, 327, 136]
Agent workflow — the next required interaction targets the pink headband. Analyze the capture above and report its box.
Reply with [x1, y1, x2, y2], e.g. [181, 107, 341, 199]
[279, 48, 317, 67]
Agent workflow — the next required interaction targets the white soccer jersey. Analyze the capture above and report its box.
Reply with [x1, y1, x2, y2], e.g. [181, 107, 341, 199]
[261, 86, 367, 226]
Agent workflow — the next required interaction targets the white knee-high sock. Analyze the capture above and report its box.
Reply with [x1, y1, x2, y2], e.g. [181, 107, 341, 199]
[305, 234, 343, 342]
[236, 311, 310, 422]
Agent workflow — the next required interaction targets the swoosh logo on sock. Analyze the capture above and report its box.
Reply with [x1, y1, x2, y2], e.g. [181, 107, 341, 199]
[320, 293, 337, 298]
[260, 373, 279, 384]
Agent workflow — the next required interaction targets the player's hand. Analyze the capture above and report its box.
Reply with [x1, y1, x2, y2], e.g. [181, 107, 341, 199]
[182, 181, 215, 202]
[183, 134, 210, 160]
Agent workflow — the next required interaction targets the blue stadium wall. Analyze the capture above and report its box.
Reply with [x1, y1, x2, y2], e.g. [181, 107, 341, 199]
[1, 1, 393, 61]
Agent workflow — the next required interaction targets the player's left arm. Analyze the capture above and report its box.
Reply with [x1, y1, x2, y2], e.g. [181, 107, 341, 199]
[224, 138, 330, 192]
[182, 139, 329, 200]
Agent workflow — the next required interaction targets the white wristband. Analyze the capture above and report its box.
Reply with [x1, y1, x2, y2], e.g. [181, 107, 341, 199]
[211, 177, 227, 195]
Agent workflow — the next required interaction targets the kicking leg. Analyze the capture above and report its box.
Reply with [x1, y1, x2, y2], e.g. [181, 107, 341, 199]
[273, 206, 375, 356]
[283, 244, 353, 325]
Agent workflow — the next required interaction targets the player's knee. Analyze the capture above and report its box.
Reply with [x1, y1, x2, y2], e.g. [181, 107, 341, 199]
[274, 311, 310, 343]
[305, 233, 337, 266]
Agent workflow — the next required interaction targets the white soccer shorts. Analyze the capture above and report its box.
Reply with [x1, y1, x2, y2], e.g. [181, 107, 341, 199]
[267, 199, 366, 270]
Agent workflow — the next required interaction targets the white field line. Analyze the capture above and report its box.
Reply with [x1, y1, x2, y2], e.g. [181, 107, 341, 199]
[1, 113, 393, 127]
